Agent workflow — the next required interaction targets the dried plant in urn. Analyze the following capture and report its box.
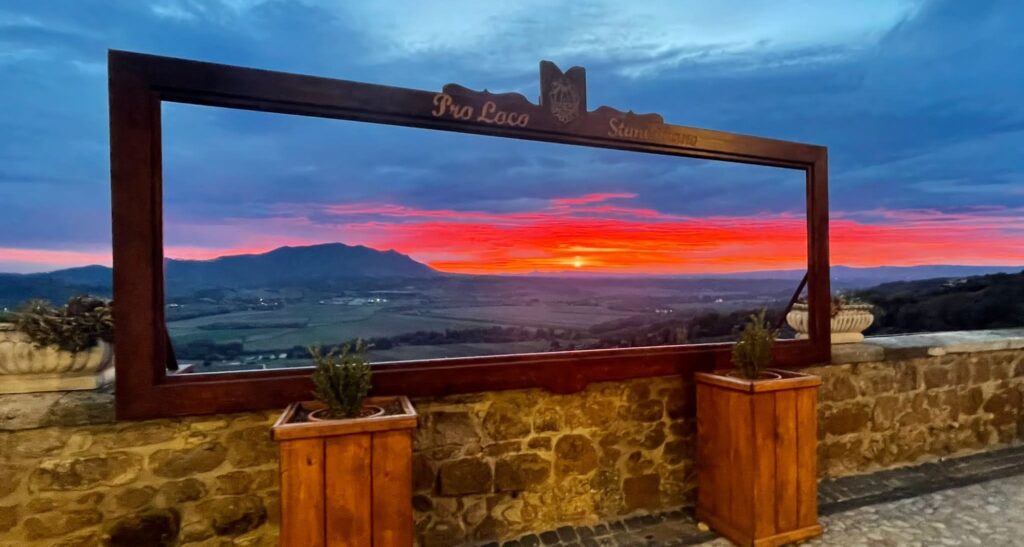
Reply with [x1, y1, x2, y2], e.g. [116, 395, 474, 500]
[14, 296, 113, 352]
[308, 339, 379, 420]
[730, 309, 778, 380]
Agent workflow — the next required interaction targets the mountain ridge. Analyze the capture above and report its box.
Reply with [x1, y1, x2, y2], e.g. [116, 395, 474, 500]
[0, 243, 438, 307]
[1, 242, 1021, 308]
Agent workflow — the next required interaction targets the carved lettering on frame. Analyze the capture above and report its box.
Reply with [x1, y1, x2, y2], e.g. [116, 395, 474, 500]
[432, 60, 699, 148]
[431, 93, 530, 127]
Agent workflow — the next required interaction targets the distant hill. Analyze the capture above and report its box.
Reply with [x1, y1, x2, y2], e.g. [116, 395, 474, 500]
[0, 243, 438, 307]
[164, 243, 438, 290]
[703, 265, 1023, 288]
[1, 244, 1020, 311]
[0, 265, 112, 309]
[855, 270, 1024, 334]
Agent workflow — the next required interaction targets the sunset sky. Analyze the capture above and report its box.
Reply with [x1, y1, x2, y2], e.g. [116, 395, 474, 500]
[1, 0, 1022, 274]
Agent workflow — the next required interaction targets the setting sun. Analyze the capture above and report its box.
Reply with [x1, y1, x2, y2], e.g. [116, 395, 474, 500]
[572, 256, 584, 268]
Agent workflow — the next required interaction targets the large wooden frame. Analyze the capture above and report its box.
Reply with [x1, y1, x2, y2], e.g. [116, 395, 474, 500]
[109, 50, 831, 420]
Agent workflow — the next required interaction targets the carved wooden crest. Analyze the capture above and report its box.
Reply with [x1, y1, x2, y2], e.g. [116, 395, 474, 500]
[540, 61, 585, 124]
[432, 60, 698, 148]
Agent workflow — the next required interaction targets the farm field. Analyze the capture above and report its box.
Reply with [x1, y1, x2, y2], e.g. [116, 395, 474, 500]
[166, 274, 801, 371]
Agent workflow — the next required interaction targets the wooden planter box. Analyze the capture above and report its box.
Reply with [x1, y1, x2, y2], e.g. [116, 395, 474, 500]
[272, 396, 417, 547]
[695, 369, 822, 547]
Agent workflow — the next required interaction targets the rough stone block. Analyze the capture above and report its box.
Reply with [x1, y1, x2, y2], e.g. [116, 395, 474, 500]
[197, 495, 267, 536]
[554, 434, 598, 476]
[623, 474, 661, 512]
[824, 375, 859, 402]
[0, 464, 24, 499]
[225, 426, 276, 468]
[983, 388, 1022, 427]
[621, 399, 664, 423]
[215, 470, 253, 495]
[662, 439, 689, 466]
[854, 368, 896, 396]
[640, 424, 667, 450]
[149, 442, 226, 478]
[484, 401, 532, 440]
[532, 406, 561, 433]
[428, 411, 480, 446]
[420, 518, 467, 547]
[660, 385, 693, 420]
[871, 395, 899, 432]
[31, 452, 142, 491]
[0, 504, 18, 534]
[823, 402, 872, 437]
[439, 458, 492, 495]
[896, 363, 920, 392]
[565, 396, 619, 429]
[958, 386, 984, 416]
[95, 421, 179, 449]
[157, 478, 207, 504]
[412, 453, 435, 493]
[923, 365, 955, 389]
[23, 509, 102, 540]
[495, 454, 551, 492]
[115, 485, 156, 509]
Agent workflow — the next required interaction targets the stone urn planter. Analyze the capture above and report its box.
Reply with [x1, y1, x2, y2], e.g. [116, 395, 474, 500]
[272, 397, 417, 546]
[0, 322, 114, 394]
[786, 301, 875, 344]
[696, 369, 822, 547]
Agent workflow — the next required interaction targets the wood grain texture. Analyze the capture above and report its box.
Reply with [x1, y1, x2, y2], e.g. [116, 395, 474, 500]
[774, 390, 798, 533]
[279, 439, 325, 547]
[752, 393, 777, 538]
[110, 49, 832, 420]
[696, 383, 713, 513]
[730, 390, 753, 537]
[695, 373, 821, 546]
[275, 408, 415, 546]
[796, 387, 819, 528]
[325, 435, 372, 546]
[372, 430, 414, 546]
[272, 397, 417, 441]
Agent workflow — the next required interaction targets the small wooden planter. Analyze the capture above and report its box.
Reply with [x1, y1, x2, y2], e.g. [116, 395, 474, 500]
[695, 369, 822, 547]
[272, 396, 417, 547]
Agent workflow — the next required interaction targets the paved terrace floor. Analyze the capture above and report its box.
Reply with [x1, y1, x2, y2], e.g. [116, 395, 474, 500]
[486, 445, 1024, 546]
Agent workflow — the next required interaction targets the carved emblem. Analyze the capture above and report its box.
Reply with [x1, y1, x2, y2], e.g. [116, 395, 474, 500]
[548, 76, 581, 124]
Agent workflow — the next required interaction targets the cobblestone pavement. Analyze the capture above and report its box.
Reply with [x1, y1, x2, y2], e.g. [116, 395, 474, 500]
[704, 473, 1024, 546]
[489, 446, 1024, 546]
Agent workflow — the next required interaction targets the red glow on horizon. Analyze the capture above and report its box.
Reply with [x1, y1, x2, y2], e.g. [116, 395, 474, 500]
[2, 195, 1022, 275]
[0, 247, 112, 271]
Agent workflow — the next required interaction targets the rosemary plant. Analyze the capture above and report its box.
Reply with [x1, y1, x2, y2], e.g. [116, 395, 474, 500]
[310, 340, 372, 419]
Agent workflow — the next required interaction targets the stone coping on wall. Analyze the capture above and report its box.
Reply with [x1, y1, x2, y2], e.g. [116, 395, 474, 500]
[2, 328, 1023, 432]
[831, 328, 1024, 364]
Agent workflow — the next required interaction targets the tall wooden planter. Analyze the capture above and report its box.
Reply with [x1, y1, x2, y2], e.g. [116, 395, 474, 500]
[695, 370, 822, 547]
[272, 396, 417, 547]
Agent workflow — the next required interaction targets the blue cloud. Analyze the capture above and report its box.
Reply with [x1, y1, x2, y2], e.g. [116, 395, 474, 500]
[0, 0, 1021, 270]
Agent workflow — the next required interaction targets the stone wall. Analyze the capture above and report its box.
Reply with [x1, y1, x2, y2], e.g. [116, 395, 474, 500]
[1, 329, 1022, 546]
[812, 347, 1024, 477]
[410, 377, 694, 546]
[0, 390, 279, 547]
[408, 339, 1024, 545]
